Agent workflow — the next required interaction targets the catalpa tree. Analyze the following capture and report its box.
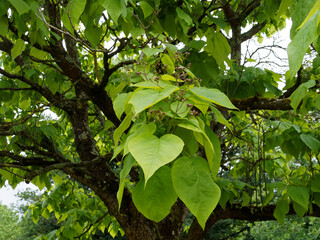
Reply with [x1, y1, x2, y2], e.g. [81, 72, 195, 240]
[1, 0, 320, 239]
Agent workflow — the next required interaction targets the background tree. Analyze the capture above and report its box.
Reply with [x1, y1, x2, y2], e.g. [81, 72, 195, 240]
[0, 203, 20, 240]
[1, 0, 320, 239]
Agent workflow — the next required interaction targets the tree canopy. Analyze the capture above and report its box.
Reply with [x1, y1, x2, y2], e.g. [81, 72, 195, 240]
[1, 0, 320, 239]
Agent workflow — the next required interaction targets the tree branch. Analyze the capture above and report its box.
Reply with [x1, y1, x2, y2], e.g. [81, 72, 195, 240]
[187, 203, 320, 240]
[241, 21, 267, 42]
[231, 97, 292, 111]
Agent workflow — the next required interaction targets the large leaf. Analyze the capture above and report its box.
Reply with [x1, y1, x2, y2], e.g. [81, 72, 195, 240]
[273, 199, 289, 224]
[61, 0, 87, 33]
[132, 166, 178, 222]
[297, 0, 320, 29]
[128, 134, 184, 182]
[300, 134, 320, 154]
[190, 87, 237, 109]
[288, 11, 320, 79]
[139, 1, 154, 18]
[101, 0, 125, 24]
[8, 0, 30, 15]
[290, 80, 315, 110]
[178, 118, 221, 176]
[205, 30, 231, 69]
[287, 186, 309, 211]
[172, 156, 221, 229]
[129, 86, 178, 114]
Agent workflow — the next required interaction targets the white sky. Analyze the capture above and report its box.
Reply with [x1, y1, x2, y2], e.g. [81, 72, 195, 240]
[0, 181, 39, 206]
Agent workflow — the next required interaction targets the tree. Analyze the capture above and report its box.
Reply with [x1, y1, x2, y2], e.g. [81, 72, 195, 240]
[1, 0, 320, 239]
[0, 203, 20, 240]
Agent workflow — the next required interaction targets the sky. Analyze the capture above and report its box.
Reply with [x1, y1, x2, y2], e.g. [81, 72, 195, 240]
[0, 181, 39, 206]
[0, 20, 293, 207]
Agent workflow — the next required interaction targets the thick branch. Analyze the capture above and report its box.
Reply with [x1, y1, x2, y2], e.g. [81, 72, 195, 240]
[231, 97, 292, 111]
[241, 21, 267, 42]
[187, 203, 320, 240]
[238, 0, 261, 22]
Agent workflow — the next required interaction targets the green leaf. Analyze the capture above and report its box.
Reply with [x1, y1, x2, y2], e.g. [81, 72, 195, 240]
[132, 166, 178, 222]
[293, 202, 307, 217]
[174, 127, 198, 156]
[176, 7, 193, 25]
[274, 199, 289, 224]
[141, 47, 164, 59]
[8, 0, 30, 15]
[189, 40, 206, 51]
[190, 87, 237, 109]
[300, 134, 320, 154]
[297, 0, 320, 29]
[170, 101, 191, 118]
[113, 93, 129, 120]
[129, 86, 178, 114]
[11, 39, 25, 60]
[113, 112, 133, 146]
[123, 123, 157, 156]
[290, 80, 315, 110]
[287, 186, 309, 211]
[84, 25, 103, 47]
[117, 154, 135, 209]
[172, 156, 221, 229]
[30, 47, 48, 60]
[139, 1, 154, 18]
[276, 0, 294, 19]
[241, 191, 250, 207]
[61, 0, 87, 33]
[128, 134, 184, 183]
[101, 0, 125, 24]
[311, 174, 320, 192]
[0, 16, 8, 36]
[161, 54, 175, 74]
[205, 30, 231, 69]
[19, 98, 30, 110]
[288, 11, 320, 79]
[210, 106, 233, 131]
[40, 125, 57, 139]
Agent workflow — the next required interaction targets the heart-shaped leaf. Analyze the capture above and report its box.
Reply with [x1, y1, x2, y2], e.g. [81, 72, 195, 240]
[172, 156, 221, 229]
[128, 134, 184, 182]
[132, 166, 178, 222]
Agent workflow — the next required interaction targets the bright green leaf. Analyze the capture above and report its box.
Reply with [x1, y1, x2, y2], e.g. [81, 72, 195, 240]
[297, 0, 320, 29]
[128, 134, 184, 183]
[161, 54, 175, 74]
[190, 87, 237, 109]
[11, 39, 25, 60]
[129, 86, 178, 114]
[132, 166, 178, 222]
[141, 47, 164, 59]
[172, 156, 221, 229]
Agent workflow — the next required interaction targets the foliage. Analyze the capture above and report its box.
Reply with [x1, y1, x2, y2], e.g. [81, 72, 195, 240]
[0, 203, 20, 240]
[1, 0, 320, 239]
